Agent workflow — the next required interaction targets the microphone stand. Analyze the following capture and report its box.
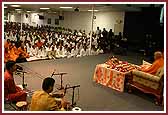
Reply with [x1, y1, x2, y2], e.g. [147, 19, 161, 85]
[51, 71, 67, 90]
[16, 70, 27, 89]
[64, 85, 80, 107]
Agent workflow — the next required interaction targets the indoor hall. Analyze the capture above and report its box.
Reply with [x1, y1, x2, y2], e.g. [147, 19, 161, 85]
[3, 3, 165, 112]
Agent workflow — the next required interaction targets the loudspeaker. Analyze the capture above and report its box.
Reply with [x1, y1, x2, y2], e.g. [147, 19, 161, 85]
[25, 14, 28, 18]
[39, 15, 44, 20]
[59, 16, 64, 20]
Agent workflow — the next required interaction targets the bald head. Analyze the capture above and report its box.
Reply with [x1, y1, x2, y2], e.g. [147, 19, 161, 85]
[154, 51, 163, 60]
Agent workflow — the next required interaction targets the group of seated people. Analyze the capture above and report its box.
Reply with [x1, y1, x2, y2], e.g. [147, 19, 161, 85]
[4, 61, 70, 111]
[4, 22, 105, 63]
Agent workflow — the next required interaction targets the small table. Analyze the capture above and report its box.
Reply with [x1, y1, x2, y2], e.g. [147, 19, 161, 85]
[93, 64, 130, 92]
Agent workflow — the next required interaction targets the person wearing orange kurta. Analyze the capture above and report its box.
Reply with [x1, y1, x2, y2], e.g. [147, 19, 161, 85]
[4, 61, 27, 102]
[36, 39, 43, 49]
[29, 77, 67, 111]
[4, 39, 11, 49]
[17, 43, 30, 58]
[8, 44, 19, 62]
[140, 51, 164, 75]
[4, 48, 11, 63]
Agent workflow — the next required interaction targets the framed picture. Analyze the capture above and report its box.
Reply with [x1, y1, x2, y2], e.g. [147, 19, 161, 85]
[47, 18, 51, 24]
[55, 19, 59, 25]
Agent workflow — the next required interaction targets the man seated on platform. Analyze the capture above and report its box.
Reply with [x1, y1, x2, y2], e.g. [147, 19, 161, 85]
[29, 77, 68, 111]
[4, 61, 27, 102]
[140, 51, 164, 75]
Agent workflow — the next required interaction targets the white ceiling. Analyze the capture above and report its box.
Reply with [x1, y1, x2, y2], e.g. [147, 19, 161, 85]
[4, 4, 163, 13]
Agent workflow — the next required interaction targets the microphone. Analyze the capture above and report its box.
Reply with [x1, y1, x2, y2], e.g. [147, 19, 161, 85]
[64, 85, 80, 95]
[66, 85, 80, 89]
[16, 69, 27, 73]
[51, 69, 57, 77]
[53, 72, 67, 76]
[51, 71, 55, 78]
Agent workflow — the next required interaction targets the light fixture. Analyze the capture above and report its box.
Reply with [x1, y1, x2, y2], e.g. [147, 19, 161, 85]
[10, 5, 21, 7]
[59, 7, 73, 9]
[40, 8, 50, 10]
[88, 10, 99, 12]
[15, 9, 22, 11]
[26, 11, 31, 13]
[4, 6, 7, 8]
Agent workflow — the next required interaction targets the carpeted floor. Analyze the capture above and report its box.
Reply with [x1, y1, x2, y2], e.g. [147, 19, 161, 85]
[4, 52, 164, 111]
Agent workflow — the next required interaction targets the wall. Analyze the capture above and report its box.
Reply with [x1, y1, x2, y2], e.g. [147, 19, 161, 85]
[8, 11, 125, 34]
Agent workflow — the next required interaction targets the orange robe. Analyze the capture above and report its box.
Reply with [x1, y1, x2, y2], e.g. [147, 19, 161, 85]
[36, 41, 43, 48]
[9, 47, 19, 61]
[4, 41, 11, 49]
[141, 58, 164, 75]
[4, 51, 11, 63]
[4, 70, 27, 102]
[18, 47, 30, 58]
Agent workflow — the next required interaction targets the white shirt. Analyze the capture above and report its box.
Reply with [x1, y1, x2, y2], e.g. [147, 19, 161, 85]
[37, 49, 46, 58]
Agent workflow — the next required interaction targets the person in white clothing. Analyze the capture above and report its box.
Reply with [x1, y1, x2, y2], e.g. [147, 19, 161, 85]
[50, 46, 56, 59]
[26, 43, 33, 57]
[96, 46, 104, 54]
[91, 46, 98, 55]
[37, 46, 46, 58]
[69, 46, 78, 58]
[77, 45, 88, 57]
[57, 45, 66, 58]
[31, 45, 38, 57]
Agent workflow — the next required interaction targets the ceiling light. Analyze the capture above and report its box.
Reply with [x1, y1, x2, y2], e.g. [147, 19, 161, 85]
[4, 6, 7, 8]
[40, 8, 50, 10]
[15, 9, 22, 11]
[88, 10, 99, 12]
[26, 11, 31, 13]
[59, 7, 73, 9]
[10, 5, 21, 7]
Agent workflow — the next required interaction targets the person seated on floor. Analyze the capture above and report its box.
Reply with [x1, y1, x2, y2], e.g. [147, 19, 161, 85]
[96, 46, 104, 54]
[45, 44, 52, 59]
[4, 39, 11, 49]
[26, 42, 33, 57]
[29, 77, 69, 111]
[50, 46, 56, 59]
[68, 46, 78, 58]
[77, 45, 89, 57]
[8, 42, 19, 62]
[4, 48, 11, 63]
[91, 46, 98, 55]
[31, 45, 38, 57]
[57, 45, 66, 58]
[77, 45, 85, 57]
[140, 51, 164, 75]
[17, 42, 30, 59]
[37, 46, 46, 58]
[4, 61, 27, 102]
[35, 39, 43, 49]
[63, 44, 70, 58]
[16, 43, 29, 63]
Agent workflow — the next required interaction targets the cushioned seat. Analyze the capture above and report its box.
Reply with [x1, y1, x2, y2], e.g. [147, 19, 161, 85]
[127, 67, 164, 105]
